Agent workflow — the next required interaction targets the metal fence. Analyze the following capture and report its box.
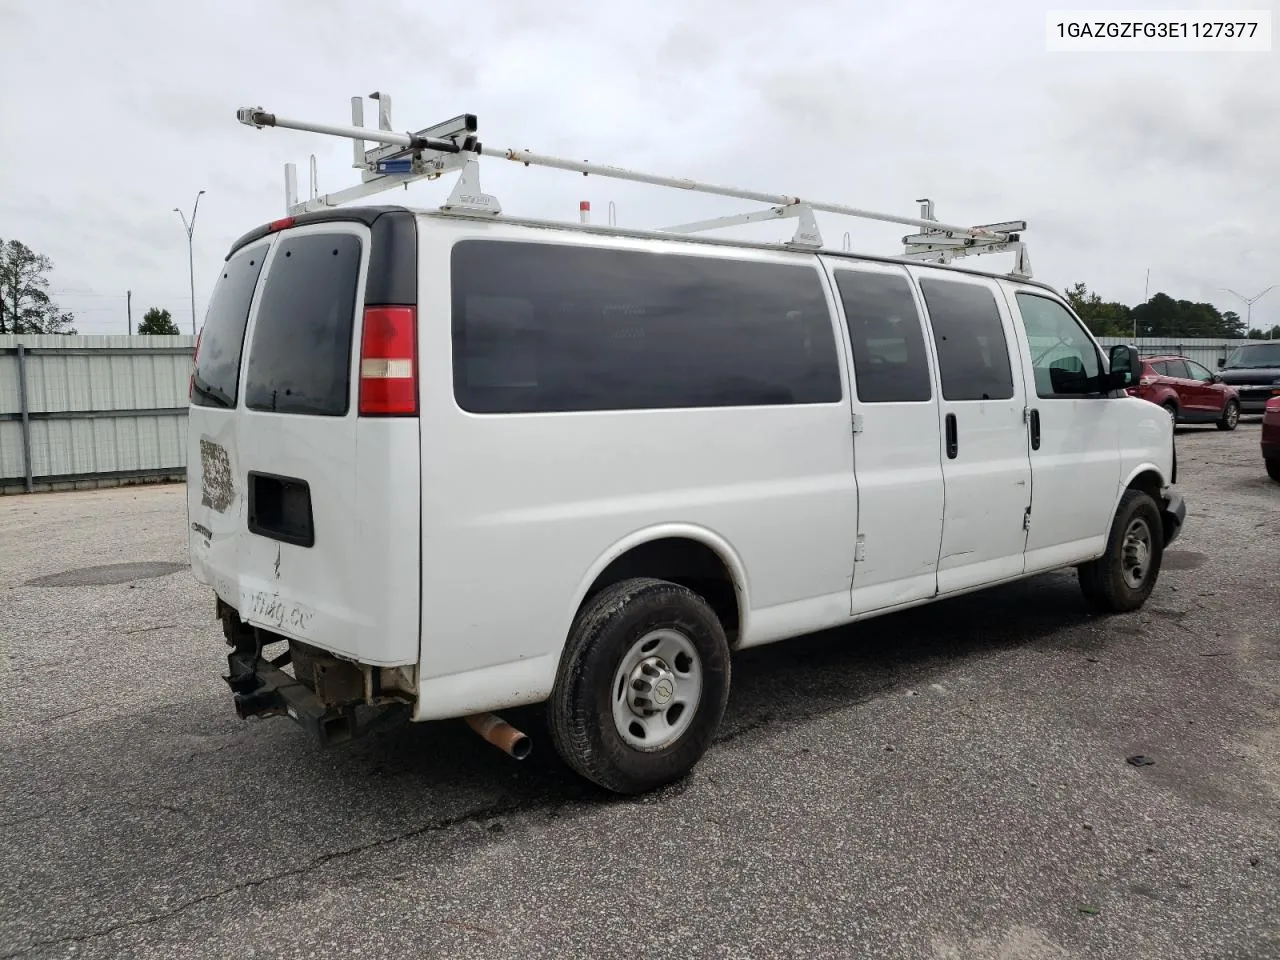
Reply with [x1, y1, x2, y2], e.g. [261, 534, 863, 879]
[0, 335, 195, 495]
[1095, 337, 1257, 370]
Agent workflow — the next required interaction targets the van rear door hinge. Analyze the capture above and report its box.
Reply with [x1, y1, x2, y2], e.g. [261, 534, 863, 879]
[851, 413, 864, 436]
[1023, 507, 1032, 531]
[855, 534, 867, 562]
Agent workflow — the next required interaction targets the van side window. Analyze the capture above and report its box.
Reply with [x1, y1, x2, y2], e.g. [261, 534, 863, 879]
[918, 279, 1015, 401]
[244, 233, 363, 417]
[450, 240, 843, 413]
[190, 243, 268, 409]
[1013, 293, 1102, 398]
[834, 270, 932, 403]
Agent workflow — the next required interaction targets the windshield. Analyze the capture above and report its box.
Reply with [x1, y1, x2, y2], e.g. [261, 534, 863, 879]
[1224, 343, 1280, 369]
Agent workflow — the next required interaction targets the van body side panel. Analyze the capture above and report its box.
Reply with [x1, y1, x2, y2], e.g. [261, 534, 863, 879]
[415, 220, 858, 710]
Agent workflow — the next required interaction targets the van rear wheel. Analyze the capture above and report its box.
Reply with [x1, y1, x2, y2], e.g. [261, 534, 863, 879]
[549, 577, 731, 794]
[1077, 489, 1165, 613]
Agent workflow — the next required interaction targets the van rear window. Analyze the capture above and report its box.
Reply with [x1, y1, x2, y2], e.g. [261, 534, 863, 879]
[190, 243, 268, 409]
[244, 233, 363, 416]
[450, 240, 843, 413]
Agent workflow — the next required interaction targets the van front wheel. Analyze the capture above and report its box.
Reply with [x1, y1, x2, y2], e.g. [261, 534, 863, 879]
[549, 577, 731, 794]
[1077, 489, 1165, 613]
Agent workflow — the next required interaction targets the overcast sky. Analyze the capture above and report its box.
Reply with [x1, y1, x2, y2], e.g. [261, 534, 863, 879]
[1, 0, 1277, 335]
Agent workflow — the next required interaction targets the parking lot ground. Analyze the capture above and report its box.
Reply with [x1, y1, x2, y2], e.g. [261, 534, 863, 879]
[1, 423, 1277, 960]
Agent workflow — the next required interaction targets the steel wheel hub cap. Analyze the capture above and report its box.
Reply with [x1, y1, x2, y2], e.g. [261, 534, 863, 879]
[1121, 519, 1152, 589]
[612, 629, 703, 751]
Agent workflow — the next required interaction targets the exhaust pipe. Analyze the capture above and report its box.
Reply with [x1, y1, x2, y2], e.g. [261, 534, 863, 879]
[464, 712, 532, 760]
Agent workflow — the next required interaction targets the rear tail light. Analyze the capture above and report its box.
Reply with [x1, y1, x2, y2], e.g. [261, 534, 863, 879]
[359, 306, 418, 416]
[188, 328, 203, 400]
[1139, 375, 1157, 387]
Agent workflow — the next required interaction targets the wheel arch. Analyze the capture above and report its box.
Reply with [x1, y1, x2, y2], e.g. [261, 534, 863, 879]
[568, 525, 750, 648]
[1109, 464, 1172, 545]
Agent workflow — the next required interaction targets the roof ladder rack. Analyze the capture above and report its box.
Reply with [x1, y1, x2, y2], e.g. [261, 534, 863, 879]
[236, 93, 1033, 278]
[901, 198, 1032, 277]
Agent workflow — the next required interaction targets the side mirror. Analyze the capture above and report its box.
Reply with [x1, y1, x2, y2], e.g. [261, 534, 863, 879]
[1107, 344, 1141, 390]
[1217, 358, 1226, 369]
[1212, 373, 1223, 383]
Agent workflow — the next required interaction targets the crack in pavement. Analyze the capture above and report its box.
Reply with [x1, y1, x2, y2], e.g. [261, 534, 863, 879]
[122, 622, 181, 635]
[2, 799, 529, 958]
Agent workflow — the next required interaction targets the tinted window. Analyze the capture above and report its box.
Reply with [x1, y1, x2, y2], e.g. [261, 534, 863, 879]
[834, 271, 932, 403]
[244, 233, 363, 416]
[1014, 293, 1101, 398]
[1149, 360, 1167, 376]
[450, 241, 843, 413]
[1162, 358, 1190, 379]
[918, 279, 1014, 401]
[191, 244, 267, 408]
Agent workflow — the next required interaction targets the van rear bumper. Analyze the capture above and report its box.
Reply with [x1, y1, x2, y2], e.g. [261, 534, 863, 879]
[225, 648, 409, 746]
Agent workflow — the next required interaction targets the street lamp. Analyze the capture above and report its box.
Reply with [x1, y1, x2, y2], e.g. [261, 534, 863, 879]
[1220, 284, 1277, 337]
[174, 190, 206, 336]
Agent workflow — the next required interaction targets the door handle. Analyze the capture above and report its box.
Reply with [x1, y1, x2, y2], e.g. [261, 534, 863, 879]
[945, 413, 958, 459]
[1029, 409, 1041, 451]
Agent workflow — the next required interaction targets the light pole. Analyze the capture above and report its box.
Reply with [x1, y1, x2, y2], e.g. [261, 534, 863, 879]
[1220, 284, 1277, 337]
[174, 190, 206, 336]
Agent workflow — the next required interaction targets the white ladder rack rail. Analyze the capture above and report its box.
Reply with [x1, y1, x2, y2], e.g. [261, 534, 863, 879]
[236, 96, 1033, 278]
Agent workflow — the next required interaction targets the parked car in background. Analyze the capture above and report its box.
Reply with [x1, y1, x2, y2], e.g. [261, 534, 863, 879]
[1129, 355, 1241, 430]
[1217, 341, 1280, 415]
[1263, 396, 1280, 483]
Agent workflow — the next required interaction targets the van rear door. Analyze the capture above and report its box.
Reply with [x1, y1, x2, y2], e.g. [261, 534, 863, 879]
[187, 211, 421, 668]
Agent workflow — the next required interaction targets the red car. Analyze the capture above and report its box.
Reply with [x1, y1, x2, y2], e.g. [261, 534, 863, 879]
[1127, 355, 1241, 430]
[1263, 396, 1280, 483]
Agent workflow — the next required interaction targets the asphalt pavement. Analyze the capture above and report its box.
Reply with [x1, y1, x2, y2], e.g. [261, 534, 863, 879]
[1, 422, 1277, 959]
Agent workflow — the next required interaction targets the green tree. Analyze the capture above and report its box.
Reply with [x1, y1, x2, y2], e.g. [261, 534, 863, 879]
[1129, 293, 1242, 339]
[0, 239, 77, 334]
[137, 307, 179, 335]
[1221, 311, 1246, 337]
[1063, 282, 1132, 337]
[1246, 324, 1280, 340]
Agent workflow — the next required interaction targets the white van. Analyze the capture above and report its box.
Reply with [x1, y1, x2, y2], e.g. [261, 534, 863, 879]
[187, 204, 1184, 794]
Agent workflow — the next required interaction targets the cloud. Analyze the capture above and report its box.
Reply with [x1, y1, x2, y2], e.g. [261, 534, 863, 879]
[1, 0, 1277, 333]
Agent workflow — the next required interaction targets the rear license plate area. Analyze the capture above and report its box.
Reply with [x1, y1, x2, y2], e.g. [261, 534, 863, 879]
[247, 472, 315, 547]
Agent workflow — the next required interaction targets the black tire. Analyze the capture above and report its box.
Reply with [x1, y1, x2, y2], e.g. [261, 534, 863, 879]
[548, 577, 731, 795]
[1078, 489, 1165, 613]
[1162, 401, 1179, 426]
[1267, 458, 1280, 483]
[1217, 399, 1240, 431]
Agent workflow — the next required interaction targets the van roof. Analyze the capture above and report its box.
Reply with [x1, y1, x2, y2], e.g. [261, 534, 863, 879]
[226, 204, 1061, 296]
